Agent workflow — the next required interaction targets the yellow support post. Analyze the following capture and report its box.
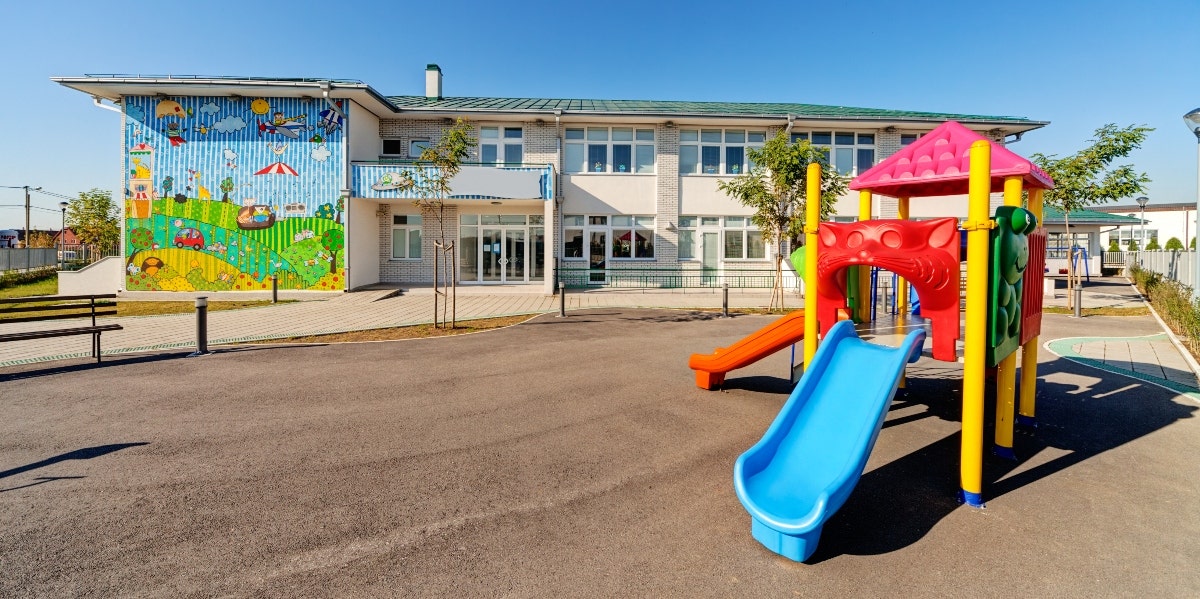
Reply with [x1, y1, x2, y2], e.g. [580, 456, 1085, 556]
[897, 197, 910, 317]
[857, 190, 873, 323]
[994, 176, 1023, 460]
[803, 163, 821, 370]
[1019, 187, 1045, 427]
[960, 140, 993, 508]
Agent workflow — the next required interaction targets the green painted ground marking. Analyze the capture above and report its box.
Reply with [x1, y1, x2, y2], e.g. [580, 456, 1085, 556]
[1045, 334, 1200, 401]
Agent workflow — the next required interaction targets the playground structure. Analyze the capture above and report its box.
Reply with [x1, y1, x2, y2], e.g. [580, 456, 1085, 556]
[693, 121, 1054, 562]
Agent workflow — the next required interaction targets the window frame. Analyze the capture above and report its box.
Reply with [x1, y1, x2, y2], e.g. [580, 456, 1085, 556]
[678, 215, 767, 261]
[679, 129, 766, 176]
[564, 126, 656, 174]
[391, 213, 423, 260]
[790, 131, 876, 176]
[479, 125, 524, 166]
[382, 138, 404, 157]
[562, 214, 656, 261]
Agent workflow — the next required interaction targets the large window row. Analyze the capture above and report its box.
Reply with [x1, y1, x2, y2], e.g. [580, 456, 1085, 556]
[680, 129, 766, 175]
[562, 214, 655, 261]
[565, 127, 655, 173]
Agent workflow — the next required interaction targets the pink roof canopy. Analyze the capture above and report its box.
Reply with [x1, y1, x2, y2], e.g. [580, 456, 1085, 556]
[849, 121, 1054, 198]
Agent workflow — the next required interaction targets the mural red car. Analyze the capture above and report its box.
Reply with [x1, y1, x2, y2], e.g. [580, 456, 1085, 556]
[174, 227, 205, 250]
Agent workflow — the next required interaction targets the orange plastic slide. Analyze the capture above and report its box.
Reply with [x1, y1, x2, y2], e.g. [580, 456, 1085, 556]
[688, 310, 806, 390]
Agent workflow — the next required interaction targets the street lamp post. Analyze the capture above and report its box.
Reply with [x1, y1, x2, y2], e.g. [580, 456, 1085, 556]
[59, 201, 68, 270]
[1136, 196, 1149, 253]
[1185, 108, 1200, 290]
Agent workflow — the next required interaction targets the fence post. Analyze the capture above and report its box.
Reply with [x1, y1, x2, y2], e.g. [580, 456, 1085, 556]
[558, 281, 566, 317]
[271, 275, 278, 303]
[189, 296, 210, 356]
[721, 283, 730, 318]
[1073, 284, 1083, 318]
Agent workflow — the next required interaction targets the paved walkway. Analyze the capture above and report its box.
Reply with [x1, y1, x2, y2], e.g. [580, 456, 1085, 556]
[4, 276, 1198, 401]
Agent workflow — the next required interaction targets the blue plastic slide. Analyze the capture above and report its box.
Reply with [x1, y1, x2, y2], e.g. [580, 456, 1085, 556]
[733, 320, 926, 562]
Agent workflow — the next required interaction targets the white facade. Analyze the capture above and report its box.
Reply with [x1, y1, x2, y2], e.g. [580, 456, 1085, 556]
[1094, 203, 1197, 249]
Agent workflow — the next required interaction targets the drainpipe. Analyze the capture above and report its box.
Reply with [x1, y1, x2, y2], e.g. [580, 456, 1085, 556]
[555, 109, 563, 293]
[92, 96, 122, 114]
[327, 81, 352, 291]
[785, 113, 795, 136]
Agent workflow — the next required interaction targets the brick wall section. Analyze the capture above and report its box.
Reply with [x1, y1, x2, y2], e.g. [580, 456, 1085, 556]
[655, 124, 680, 264]
[875, 129, 901, 218]
[378, 203, 459, 284]
[378, 119, 453, 159]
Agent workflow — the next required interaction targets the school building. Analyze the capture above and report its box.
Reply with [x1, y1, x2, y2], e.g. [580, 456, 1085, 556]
[54, 66, 1048, 295]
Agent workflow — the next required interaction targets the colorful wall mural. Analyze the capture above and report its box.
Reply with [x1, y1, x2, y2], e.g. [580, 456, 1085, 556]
[123, 95, 347, 291]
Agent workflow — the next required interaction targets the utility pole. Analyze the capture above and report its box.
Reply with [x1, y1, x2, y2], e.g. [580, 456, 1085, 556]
[24, 186, 30, 248]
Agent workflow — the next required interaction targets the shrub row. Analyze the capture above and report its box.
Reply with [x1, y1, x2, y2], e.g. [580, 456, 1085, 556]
[1129, 263, 1200, 357]
[0, 267, 58, 289]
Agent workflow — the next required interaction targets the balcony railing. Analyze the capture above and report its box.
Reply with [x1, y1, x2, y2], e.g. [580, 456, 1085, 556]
[352, 161, 554, 201]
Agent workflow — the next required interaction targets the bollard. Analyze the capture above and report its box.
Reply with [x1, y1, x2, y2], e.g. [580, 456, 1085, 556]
[271, 275, 278, 304]
[189, 296, 210, 356]
[720, 283, 730, 318]
[558, 281, 566, 318]
[1073, 284, 1083, 318]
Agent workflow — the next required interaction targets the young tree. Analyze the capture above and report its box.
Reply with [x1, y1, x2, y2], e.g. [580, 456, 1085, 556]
[1145, 237, 1161, 251]
[66, 188, 120, 250]
[1128, 239, 1140, 251]
[1165, 237, 1184, 251]
[26, 231, 55, 248]
[718, 131, 848, 309]
[1108, 238, 1121, 252]
[393, 118, 477, 327]
[1031, 124, 1152, 308]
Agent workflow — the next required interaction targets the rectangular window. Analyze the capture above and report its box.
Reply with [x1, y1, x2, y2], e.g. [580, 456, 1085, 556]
[409, 139, 431, 158]
[719, 216, 767, 260]
[564, 228, 584, 258]
[480, 126, 521, 166]
[678, 229, 695, 259]
[795, 129, 877, 175]
[609, 215, 654, 259]
[382, 139, 403, 156]
[900, 133, 919, 146]
[392, 214, 423, 259]
[680, 128, 766, 176]
[563, 214, 585, 227]
[724, 231, 744, 260]
[566, 127, 654, 174]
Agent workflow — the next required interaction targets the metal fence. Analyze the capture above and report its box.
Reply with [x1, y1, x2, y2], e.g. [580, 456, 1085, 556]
[557, 266, 780, 289]
[0, 248, 57, 271]
[1124, 250, 1198, 291]
[0, 244, 120, 273]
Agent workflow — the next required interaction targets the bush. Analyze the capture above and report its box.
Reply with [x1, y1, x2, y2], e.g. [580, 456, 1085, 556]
[1128, 239, 1140, 251]
[1108, 238, 1121, 252]
[1165, 237, 1184, 251]
[1129, 263, 1200, 357]
[1146, 238, 1161, 250]
[0, 267, 57, 289]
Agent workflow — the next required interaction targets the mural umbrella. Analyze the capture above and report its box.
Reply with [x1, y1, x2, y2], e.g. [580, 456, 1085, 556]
[254, 162, 299, 176]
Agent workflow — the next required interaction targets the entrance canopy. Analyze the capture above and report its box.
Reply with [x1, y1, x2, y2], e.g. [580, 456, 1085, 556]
[849, 121, 1053, 198]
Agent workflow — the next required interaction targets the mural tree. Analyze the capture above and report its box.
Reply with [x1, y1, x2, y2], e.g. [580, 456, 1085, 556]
[335, 196, 345, 224]
[321, 228, 343, 274]
[392, 118, 477, 328]
[315, 202, 336, 220]
[219, 177, 234, 203]
[128, 227, 154, 264]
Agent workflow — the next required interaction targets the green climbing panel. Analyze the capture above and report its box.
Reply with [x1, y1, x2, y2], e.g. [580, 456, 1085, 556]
[987, 206, 1038, 367]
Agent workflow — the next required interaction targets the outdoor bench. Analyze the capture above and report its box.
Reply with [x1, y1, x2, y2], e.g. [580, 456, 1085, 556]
[0, 294, 123, 362]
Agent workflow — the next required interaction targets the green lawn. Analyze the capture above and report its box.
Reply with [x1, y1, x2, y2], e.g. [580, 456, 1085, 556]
[0, 276, 57, 299]
[0, 274, 291, 319]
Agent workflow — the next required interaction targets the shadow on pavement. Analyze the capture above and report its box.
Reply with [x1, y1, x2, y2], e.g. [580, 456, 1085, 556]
[0, 345, 292, 382]
[0, 443, 149, 480]
[806, 354, 1197, 562]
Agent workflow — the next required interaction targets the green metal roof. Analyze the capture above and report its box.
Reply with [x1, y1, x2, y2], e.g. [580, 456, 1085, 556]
[386, 96, 1041, 125]
[1041, 206, 1143, 225]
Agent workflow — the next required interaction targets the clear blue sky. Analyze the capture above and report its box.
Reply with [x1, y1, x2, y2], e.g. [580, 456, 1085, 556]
[2, 0, 1197, 230]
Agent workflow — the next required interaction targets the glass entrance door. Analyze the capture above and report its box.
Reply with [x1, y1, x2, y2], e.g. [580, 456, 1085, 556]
[479, 227, 527, 283]
[702, 231, 719, 286]
[589, 231, 607, 283]
[505, 229, 526, 281]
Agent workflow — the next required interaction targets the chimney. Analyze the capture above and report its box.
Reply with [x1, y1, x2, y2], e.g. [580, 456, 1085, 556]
[425, 64, 442, 100]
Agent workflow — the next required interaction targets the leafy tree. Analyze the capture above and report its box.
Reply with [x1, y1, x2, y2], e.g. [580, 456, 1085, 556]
[219, 177, 234, 202]
[1165, 237, 1184, 251]
[335, 196, 345, 224]
[718, 131, 849, 309]
[1108, 238, 1121, 252]
[391, 118, 477, 327]
[320, 228, 343, 274]
[66, 188, 120, 249]
[26, 231, 55, 248]
[1031, 124, 1152, 307]
[1145, 237, 1161, 251]
[1128, 239, 1139, 251]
